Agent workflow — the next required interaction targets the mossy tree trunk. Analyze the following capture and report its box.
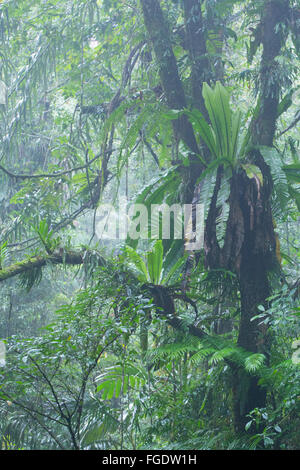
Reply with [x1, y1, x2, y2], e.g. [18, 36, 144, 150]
[232, 0, 289, 433]
[140, 0, 291, 435]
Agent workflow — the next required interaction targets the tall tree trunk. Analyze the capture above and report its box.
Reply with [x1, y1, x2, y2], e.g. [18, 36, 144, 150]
[204, 0, 290, 433]
[230, 169, 275, 433]
[140, 0, 198, 153]
[183, 0, 210, 116]
[231, 0, 290, 433]
[140, 0, 204, 204]
[140, 0, 290, 436]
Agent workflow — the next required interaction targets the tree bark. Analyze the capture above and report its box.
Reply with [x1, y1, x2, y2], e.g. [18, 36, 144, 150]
[183, 0, 210, 116]
[140, 0, 204, 204]
[140, 0, 198, 152]
[0, 250, 85, 282]
[232, 0, 289, 433]
[140, 0, 290, 436]
[204, 0, 290, 434]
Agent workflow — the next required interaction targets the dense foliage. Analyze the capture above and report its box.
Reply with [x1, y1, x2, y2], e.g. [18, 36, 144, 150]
[0, 0, 299, 450]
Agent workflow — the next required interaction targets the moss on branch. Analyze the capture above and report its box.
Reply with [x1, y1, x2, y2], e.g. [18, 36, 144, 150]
[0, 250, 84, 282]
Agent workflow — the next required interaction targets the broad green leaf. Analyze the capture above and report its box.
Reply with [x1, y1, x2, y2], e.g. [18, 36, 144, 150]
[124, 246, 149, 281]
[242, 164, 263, 184]
[214, 81, 232, 158]
[115, 377, 122, 398]
[245, 353, 265, 372]
[186, 109, 217, 159]
[106, 380, 116, 400]
[162, 254, 186, 285]
[231, 109, 242, 161]
[147, 239, 163, 284]
[283, 163, 300, 184]
[203, 82, 223, 156]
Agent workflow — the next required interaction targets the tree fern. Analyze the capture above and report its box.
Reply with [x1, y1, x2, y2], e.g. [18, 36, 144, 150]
[96, 363, 147, 400]
[244, 353, 266, 372]
[259, 146, 290, 217]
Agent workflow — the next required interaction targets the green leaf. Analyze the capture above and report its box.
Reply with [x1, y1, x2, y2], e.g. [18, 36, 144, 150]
[186, 109, 217, 159]
[259, 146, 289, 214]
[122, 375, 129, 395]
[162, 253, 186, 285]
[287, 186, 300, 211]
[245, 421, 252, 431]
[242, 164, 263, 185]
[231, 109, 242, 162]
[187, 81, 244, 167]
[245, 353, 265, 372]
[203, 82, 224, 157]
[115, 377, 122, 398]
[163, 109, 183, 120]
[214, 81, 232, 158]
[124, 246, 149, 281]
[106, 380, 116, 400]
[147, 240, 163, 284]
[283, 163, 300, 184]
[277, 87, 299, 117]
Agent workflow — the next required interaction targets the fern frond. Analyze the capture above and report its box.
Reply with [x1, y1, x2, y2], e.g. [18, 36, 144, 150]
[244, 353, 265, 372]
[259, 146, 290, 217]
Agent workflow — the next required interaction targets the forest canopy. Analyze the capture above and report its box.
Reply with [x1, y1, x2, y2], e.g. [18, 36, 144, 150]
[0, 0, 299, 451]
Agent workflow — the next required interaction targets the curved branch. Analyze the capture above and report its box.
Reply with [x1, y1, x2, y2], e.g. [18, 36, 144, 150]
[0, 149, 115, 180]
[277, 112, 300, 137]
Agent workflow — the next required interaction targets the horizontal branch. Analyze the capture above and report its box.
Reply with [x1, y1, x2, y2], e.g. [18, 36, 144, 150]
[0, 149, 115, 180]
[0, 250, 86, 282]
